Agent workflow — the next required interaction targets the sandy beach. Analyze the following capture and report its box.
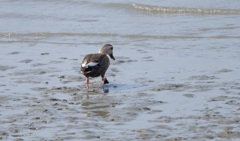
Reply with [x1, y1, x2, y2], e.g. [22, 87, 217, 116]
[1, 0, 240, 140]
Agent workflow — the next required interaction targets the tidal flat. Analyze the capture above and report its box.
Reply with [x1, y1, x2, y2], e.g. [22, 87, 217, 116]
[1, 0, 240, 140]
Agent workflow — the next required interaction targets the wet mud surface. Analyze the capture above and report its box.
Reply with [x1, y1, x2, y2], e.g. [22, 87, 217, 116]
[1, 0, 240, 140]
[1, 40, 240, 141]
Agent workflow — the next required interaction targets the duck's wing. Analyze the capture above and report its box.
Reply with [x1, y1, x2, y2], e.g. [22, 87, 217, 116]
[81, 54, 109, 77]
[81, 54, 105, 67]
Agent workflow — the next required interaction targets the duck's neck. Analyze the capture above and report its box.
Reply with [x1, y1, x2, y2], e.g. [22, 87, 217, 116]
[98, 47, 107, 54]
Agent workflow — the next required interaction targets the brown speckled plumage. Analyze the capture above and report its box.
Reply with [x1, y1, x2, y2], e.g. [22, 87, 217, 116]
[80, 44, 115, 89]
[81, 53, 110, 78]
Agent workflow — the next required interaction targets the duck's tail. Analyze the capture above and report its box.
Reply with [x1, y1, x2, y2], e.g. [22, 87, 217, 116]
[81, 66, 93, 75]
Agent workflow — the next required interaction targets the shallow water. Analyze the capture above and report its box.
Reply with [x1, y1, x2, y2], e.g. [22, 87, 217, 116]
[1, 0, 240, 140]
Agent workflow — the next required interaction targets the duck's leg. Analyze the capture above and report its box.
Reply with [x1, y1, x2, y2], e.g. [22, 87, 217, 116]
[85, 77, 89, 89]
[102, 77, 109, 84]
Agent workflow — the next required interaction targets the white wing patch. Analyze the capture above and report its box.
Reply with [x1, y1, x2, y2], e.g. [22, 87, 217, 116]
[81, 62, 99, 68]
[87, 62, 99, 67]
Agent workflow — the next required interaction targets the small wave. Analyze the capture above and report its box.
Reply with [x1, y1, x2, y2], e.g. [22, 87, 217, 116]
[132, 4, 240, 15]
[1, 32, 240, 45]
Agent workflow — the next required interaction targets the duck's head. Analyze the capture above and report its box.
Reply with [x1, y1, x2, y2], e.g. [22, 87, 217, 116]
[99, 44, 115, 60]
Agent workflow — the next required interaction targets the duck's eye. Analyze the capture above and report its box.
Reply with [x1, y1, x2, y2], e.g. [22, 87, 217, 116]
[110, 47, 113, 50]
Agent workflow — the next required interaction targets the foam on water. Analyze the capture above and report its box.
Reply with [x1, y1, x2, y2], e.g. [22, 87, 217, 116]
[132, 3, 240, 15]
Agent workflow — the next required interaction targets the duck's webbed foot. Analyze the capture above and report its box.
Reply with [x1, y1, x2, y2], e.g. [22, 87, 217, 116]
[102, 77, 109, 84]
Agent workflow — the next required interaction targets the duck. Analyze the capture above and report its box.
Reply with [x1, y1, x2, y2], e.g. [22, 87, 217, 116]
[80, 44, 115, 89]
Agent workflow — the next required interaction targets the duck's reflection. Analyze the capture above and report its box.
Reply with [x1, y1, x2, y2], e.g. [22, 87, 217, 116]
[83, 85, 109, 98]
[102, 85, 109, 93]
[83, 83, 144, 99]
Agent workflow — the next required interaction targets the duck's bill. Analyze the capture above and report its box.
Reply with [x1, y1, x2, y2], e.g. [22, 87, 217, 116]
[110, 54, 115, 60]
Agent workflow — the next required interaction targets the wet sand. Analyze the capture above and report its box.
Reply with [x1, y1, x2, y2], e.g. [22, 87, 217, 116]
[1, 36, 240, 140]
[1, 0, 240, 140]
